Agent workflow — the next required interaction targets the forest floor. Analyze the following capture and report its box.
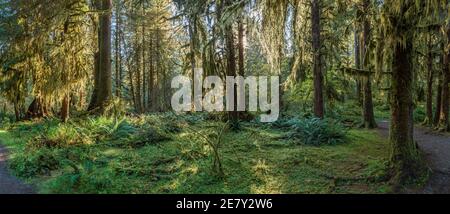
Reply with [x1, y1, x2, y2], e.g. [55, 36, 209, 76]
[1, 113, 448, 194]
[0, 144, 35, 194]
[0, 114, 393, 194]
[377, 121, 450, 194]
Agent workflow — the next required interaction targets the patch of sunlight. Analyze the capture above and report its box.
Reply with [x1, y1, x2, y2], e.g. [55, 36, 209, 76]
[250, 159, 283, 194]
[252, 159, 270, 176]
[166, 178, 182, 191]
[179, 133, 190, 138]
[102, 148, 123, 156]
[183, 164, 199, 174]
[250, 176, 283, 194]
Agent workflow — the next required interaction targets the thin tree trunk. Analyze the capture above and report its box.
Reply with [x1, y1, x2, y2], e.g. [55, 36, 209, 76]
[425, 34, 434, 126]
[361, 0, 376, 128]
[238, 20, 245, 77]
[155, 30, 162, 111]
[311, 0, 324, 118]
[148, 36, 154, 111]
[61, 94, 70, 123]
[225, 0, 238, 128]
[128, 60, 137, 111]
[141, 3, 147, 112]
[114, 0, 121, 98]
[354, 27, 362, 105]
[134, 28, 142, 113]
[13, 101, 20, 122]
[435, 71, 442, 125]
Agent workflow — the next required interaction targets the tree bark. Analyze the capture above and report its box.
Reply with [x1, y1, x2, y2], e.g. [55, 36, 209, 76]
[141, 2, 147, 112]
[114, 0, 121, 98]
[439, 28, 450, 131]
[425, 34, 434, 126]
[225, 0, 239, 129]
[88, 0, 102, 111]
[26, 98, 45, 119]
[238, 20, 245, 77]
[148, 36, 154, 111]
[361, 0, 376, 128]
[88, 53, 100, 110]
[96, 0, 113, 111]
[390, 37, 421, 184]
[61, 94, 70, 123]
[311, 0, 324, 118]
[134, 28, 143, 113]
[435, 71, 442, 125]
[354, 27, 362, 104]
[99, 0, 113, 100]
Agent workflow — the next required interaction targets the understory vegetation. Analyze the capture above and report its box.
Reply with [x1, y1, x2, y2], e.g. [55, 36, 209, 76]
[0, 113, 393, 194]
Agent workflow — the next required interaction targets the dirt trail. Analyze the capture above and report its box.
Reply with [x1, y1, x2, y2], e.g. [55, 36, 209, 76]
[0, 145, 35, 194]
[377, 121, 450, 194]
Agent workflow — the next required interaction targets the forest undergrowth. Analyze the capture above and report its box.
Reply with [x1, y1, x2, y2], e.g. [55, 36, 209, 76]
[0, 109, 398, 194]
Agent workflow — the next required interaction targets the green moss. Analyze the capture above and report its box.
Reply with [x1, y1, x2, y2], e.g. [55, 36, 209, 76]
[0, 115, 394, 194]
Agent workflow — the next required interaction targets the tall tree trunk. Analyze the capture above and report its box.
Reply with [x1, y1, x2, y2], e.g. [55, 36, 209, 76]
[225, 0, 238, 129]
[93, 0, 113, 112]
[141, 3, 147, 112]
[238, 20, 245, 77]
[439, 28, 450, 131]
[114, 0, 121, 98]
[61, 94, 70, 123]
[311, 0, 324, 118]
[128, 60, 137, 111]
[188, 18, 198, 107]
[425, 34, 434, 126]
[134, 29, 142, 113]
[354, 27, 362, 105]
[155, 30, 162, 111]
[390, 38, 421, 184]
[88, 0, 102, 111]
[361, 0, 376, 128]
[148, 36, 154, 111]
[237, 19, 246, 119]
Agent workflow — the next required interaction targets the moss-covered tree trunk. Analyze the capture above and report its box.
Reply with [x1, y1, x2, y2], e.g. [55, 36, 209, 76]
[312, 0, 324, 118]
[88, 52, 100, 110]
[13, 101, 20, 122]
[225, 0, 239, 129]
[439, 28, 450, 131]
[435, 71, 442, 126]
[238, 20, 245, 77]
[425, 34, 434, 126]
[361, 0, 376, 128]
[390, 39, 421, 183]
[354, 27, 362, 105]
